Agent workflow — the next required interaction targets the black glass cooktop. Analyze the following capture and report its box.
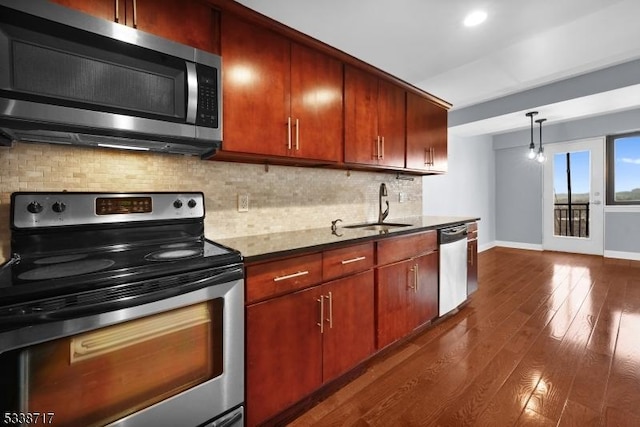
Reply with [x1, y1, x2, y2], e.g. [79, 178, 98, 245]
[0, 237, 241, 306]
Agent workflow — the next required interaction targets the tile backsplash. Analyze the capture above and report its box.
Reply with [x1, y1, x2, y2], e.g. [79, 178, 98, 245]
[0, 142, 422, 262]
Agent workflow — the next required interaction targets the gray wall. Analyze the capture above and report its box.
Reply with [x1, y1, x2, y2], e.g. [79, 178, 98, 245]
[494, 146, 543, 245]
[493, 109, 640, 257]
[605, 213, 640, 253]
[423, 133, 496, 251]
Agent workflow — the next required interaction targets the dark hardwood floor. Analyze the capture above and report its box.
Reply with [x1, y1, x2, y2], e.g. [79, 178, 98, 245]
[289, 248, 640, 426]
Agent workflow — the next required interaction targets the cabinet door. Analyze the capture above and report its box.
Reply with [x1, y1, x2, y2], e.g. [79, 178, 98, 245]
[246, 287, 323, 427]
[132, 0, 220, 53]
[50, 0, 123, 22]
[322, 270, 375, 381]
[406, 92, 448, 172]
[290, 43, 342, 162]
[376, 259, 414, 349]
[376, 79, 406, 168]
[221, 13, 289, 156]
[467, 238, 478, 295]
[412, 251, 439, 326]
[344, 66, 379, 165]
[51, 0, 219, 53]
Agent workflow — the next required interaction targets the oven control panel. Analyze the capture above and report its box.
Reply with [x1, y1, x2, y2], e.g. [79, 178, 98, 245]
[11, 192, 205, 229]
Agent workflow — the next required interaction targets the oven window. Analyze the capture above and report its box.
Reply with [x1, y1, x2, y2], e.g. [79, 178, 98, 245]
[1, 299, 223, 427]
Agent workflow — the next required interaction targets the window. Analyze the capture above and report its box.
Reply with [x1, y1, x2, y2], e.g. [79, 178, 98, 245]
[606, 132, 640, 205]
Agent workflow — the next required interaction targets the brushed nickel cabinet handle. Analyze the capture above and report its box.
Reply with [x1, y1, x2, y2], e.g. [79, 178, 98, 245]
[424, 147, 429, 165]
[317, 296, 324, 333]
[408, 265, 416, 290]
[341, 256, 366, 265]
[414, 264, 419, 293]
[115, 0, 119, 22]
[287, 117, 292, 150]
[326, 292, 333, 329]
[273, 270, 309, 282]
[381, 136, 385, 159]
[295, 118, 300, 150]
[132, 0, 138, 28]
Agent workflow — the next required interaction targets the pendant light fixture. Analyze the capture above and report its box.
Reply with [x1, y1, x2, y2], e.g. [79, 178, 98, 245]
[526, 111, 538, 159]
[535, 118, 547, 163]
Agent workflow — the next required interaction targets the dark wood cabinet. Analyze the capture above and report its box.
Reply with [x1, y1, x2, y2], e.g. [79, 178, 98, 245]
[406, 91, 448, 173]
[345, 66, 405, 168]
[246, 286, 323, 427]
[413, 251, 439, 327]
[289, 43, 343, 162]
[221, 14, 342, 162]
[376, 258, 416, 348]
[245, 246, 374, 426]
[321, 271, 375, 382]
[376, 231, 439, 349]
[467, 222, 478, 295]
[376, 252, 438, 349]
[50, 0, 220, 53]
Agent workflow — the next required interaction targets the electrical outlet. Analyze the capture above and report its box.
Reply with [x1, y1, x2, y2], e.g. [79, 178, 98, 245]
[238, 194, 249, 212]
[399, 192, 407, 203]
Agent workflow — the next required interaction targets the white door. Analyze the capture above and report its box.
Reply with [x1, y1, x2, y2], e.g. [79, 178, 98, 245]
[542, 138, 604, 255]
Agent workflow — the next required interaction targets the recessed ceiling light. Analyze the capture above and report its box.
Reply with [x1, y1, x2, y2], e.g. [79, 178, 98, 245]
[464, 10, 487, 27]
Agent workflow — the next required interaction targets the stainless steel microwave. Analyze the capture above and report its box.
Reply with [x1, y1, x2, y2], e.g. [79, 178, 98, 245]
[0, 0, 222, 158]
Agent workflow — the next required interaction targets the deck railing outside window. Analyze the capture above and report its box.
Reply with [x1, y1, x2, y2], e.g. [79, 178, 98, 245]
[554, 202, 590, 237]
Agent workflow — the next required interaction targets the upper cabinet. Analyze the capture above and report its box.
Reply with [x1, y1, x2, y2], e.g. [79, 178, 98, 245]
[344, 66, 405, 168]
[220, 13, 342, 162]
[406, 92, 448, 173]
[50, 0, 220, 53]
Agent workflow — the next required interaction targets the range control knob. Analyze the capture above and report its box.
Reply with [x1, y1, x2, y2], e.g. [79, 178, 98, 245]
[187, 199, 197, 208]
[173, 199, 183, 209]
[27, 201, 43, 214]
[52, 201, 66, 213]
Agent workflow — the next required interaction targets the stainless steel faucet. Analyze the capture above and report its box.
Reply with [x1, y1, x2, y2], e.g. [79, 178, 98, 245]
[378, 183, 389, 223]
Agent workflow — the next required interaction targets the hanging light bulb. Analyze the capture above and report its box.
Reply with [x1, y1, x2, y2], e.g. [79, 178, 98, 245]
[535, 118, 547, 163]
[526, 111, 538, 159]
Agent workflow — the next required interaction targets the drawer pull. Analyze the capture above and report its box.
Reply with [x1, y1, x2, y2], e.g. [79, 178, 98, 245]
[340, 256, 366, 265]
[273, 270, 309, 282]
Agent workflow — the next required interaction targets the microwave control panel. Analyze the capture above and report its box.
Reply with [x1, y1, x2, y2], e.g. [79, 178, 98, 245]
[196, 64, 218, 129]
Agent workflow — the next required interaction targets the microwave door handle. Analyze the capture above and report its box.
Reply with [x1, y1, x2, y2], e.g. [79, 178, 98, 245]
[186, 62, 198, 124]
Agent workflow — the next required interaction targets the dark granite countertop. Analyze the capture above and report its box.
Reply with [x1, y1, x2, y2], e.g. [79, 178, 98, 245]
[216, 216, 479, 263]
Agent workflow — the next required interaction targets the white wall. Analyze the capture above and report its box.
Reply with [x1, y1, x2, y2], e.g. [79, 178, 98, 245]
[423, 133, 496, 251]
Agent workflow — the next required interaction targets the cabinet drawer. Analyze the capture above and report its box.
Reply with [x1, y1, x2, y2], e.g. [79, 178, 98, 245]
[322, 242, 374, 281]
[377, 230, 437, 265]
[467, 222, 478, 240]
[246, 253, 323, 303]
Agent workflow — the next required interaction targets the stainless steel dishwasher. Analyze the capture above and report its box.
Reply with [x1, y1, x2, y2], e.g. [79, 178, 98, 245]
[439, 225, 468, 316]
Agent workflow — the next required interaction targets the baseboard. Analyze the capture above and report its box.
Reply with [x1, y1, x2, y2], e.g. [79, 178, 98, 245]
[478, 241, 496, 253]
[604, 250, 640, 261]
[494, 241, 543, 251]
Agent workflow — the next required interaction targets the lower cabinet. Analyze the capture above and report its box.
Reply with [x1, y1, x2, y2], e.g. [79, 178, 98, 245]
[467, 222, 479, 295]
[246, 270, 374, 426]
[376, 251, 438, 349]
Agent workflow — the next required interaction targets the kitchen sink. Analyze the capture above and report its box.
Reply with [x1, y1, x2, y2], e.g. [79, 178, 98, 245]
[343, 222, 413, 231]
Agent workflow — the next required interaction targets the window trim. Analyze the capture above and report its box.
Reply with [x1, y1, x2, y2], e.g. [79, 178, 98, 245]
[606, 131, 640, 206]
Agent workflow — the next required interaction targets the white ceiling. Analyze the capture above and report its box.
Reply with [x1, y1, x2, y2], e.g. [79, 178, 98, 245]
[235, 0, 640, 136]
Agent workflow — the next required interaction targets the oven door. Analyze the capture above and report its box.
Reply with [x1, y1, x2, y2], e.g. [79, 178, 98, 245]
[0, 277, 244, 427]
